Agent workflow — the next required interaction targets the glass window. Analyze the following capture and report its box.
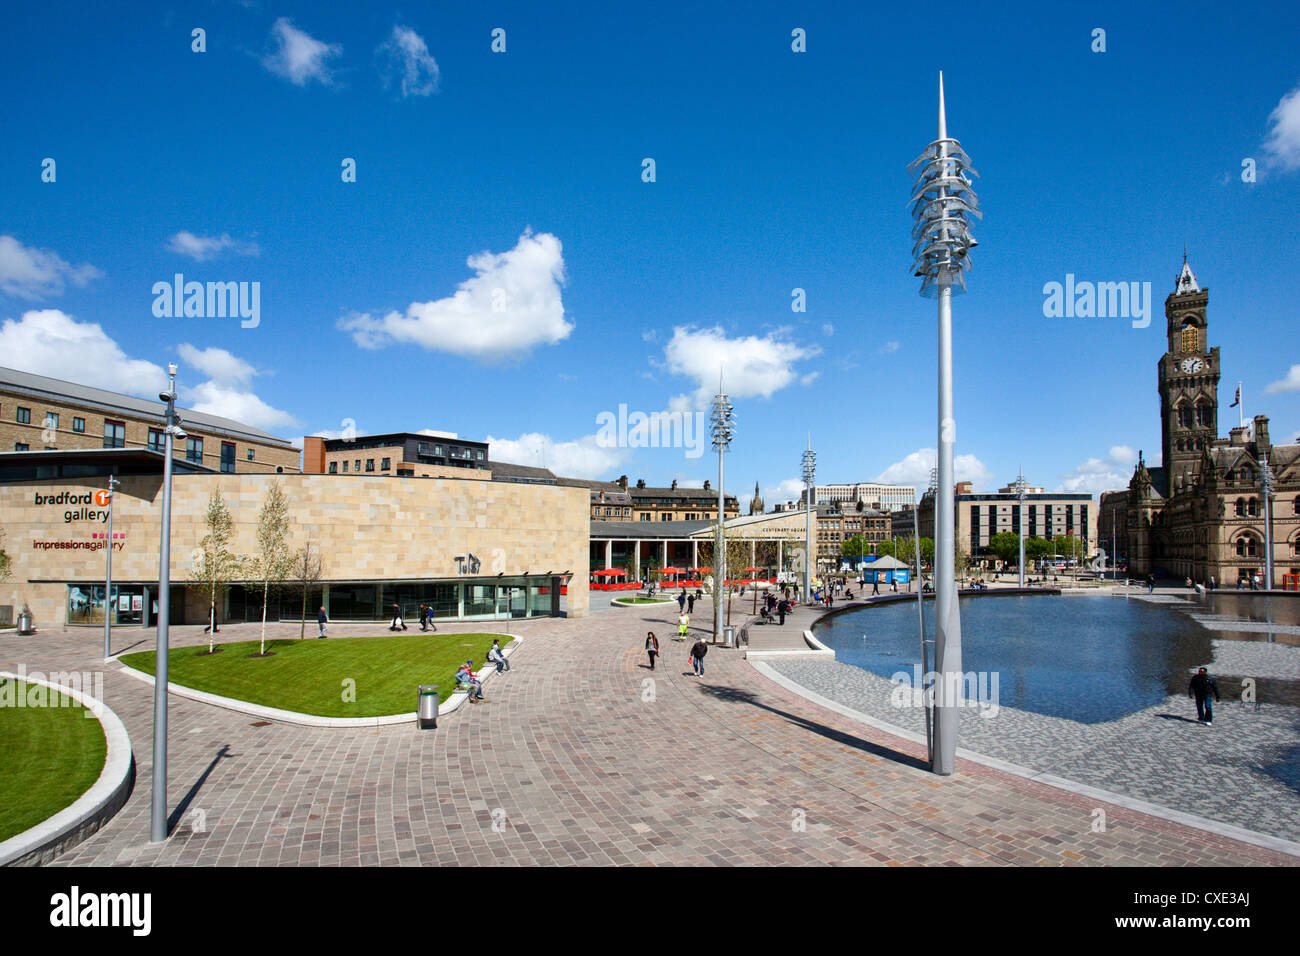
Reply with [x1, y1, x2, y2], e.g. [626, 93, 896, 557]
[186, 436, 203, 462]
[464, 585, 496, 618]
[365, 459, 375, 472]
[342, 461, 348, 472]
[221, 442, 236, 473]
[381, 457, 391, 470]
[15, 442, 28, 451]
[73, 417, 85, 433]
[43, 412, 59, 430]
[328, 462, 338, 474]
[16, 407, 30, 424]
[355, 460, 361, 472]
[476, 450, 485, 460]
[247, 448, 255, 461]
[147, 428, 164, 452]
[103, 420, 126, 448]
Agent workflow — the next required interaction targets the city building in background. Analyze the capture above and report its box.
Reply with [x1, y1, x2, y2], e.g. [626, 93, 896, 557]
[560, 475, 739, 523]
[810, 482, 917, 512]
[917, 480, 1095, 566]
[1119, 260, 1299, 586]
[1, 366, 300, 475]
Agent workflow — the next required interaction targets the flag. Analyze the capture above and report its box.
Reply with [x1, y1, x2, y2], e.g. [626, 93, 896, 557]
[1230, 385, 1240, 408]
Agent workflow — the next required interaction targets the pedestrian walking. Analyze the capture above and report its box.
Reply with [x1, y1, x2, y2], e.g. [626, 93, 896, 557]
[418, 604, 429, 631]
[677, 611, 689, 640]
[687, 593, 696, 614]
[1147, 574, 1155, 594]
[389, 604, 407, 631]
[777, 599, 787, 625]
[317, 606, 328, 638]
[689, 637, 708, 677]
[1188, 667, 1220, 725]
[677, 591, 686, 612]
[645, 630, 659, 670]
[1208, 575, 1216, 591]
[872, 579, 879, 596]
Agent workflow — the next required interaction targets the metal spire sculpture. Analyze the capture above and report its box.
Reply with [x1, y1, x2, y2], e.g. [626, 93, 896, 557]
[908, 71, 982, 775]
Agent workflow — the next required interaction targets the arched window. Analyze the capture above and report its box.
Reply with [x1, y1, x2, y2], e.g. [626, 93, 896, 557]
[1235, 536, 1259, 558]
[1177, 405, 1193, 428]
[1294, 496, 1300, 516]
[1235, 498, 1247, 517]
[1196, 405, 1212, 427]
[1248, 498, 1259, 517]
[1181, 324, 1199, 353]
[1240, 467, 1255, 483]
[1292, 537, 1300, 557]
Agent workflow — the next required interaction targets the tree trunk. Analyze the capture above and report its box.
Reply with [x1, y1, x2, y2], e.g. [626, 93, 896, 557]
[209, 578, 216, 654]
[260, 577, 269, 655]
[300, 579, 306, 640]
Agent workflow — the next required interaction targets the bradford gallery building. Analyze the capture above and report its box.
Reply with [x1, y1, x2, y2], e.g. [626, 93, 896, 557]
[0, 448, 589, 630]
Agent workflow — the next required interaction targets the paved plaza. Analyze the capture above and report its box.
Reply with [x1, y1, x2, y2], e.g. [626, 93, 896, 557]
[1, 597, 1295, 867]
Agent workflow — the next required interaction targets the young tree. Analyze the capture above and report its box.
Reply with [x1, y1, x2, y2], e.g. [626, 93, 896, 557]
[247, 481, 295, 656]
[0, 527, 11, 583]
[189, 488, 242, 654]
[839, 535, 870, 560]
[989, 531, 1021, 567]
[293, 536, 326, 640]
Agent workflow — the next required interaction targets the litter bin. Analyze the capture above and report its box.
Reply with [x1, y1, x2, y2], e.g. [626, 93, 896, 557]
[17, 609, 34, 636]
[417, 684, 439, 729]
[723, 625, 735, 647]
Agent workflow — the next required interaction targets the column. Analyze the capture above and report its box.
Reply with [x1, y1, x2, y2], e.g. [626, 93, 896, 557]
[777, 539, 783, 573]
[750, 539, 756, 570]
[633, 540, 641, 581]
[692, 539, 699, 571]
[605, 539, 612, 569]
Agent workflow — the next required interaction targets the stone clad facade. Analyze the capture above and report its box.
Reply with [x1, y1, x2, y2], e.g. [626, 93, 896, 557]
[2, 471, 589, 627]
[1124, 261, 1300, 585]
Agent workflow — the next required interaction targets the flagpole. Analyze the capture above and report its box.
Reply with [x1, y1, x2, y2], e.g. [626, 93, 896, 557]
[1238, 381, 1243, 430]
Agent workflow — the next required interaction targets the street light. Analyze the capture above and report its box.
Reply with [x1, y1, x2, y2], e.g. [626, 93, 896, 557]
[1013, 468, 1027, 589]
[908, 71, 982, 776]
[801, 437, 816, 604]
[1260, 452, 1275, 590]
[151, 363, 184, 843]
[103, 474, 119, 660]
[710, 379, 735, 643]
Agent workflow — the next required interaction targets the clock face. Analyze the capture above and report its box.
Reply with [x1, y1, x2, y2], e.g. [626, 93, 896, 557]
[1180, 357, 1204, 373]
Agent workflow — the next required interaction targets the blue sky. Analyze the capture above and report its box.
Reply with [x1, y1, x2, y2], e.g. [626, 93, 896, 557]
[2, 0, 1299, 507]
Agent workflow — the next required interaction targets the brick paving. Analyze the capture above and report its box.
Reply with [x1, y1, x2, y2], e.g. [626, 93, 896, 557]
[1, 607, 1293, 866]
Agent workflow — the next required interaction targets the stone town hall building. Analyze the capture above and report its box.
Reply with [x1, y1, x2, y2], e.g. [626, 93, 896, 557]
[1123, 259, 1299, 586]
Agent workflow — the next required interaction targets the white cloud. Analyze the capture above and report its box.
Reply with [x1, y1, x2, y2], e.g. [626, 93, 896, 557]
[377, 25, 440, 97]
[662, 326, 821, 406]
[183, 380, 298, 431]
[166, 231, 260, 262]
[872, 448, 994, 491]
[0, 236, 102, 300]
[1262, 82, 1300, 173]
[821, 323, 834, 336]
[0, 309, 165, 392]
[1054, 445, 1137, 494]
[1265, 363, 1300, 394]
[488, 431, 630, 479]
[765, 478, 807, 507]
[339, 230, 572, 361]
[0, 308, 297, 432]
[262, 18, 341, 87]
[879, 341, 900, 354]
[641, 329, 658, 343]
[800, 371, 820, 386]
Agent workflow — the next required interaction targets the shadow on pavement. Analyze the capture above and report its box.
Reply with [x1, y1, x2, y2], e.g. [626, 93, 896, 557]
[694, 682, 930, 772]
[167, 744, 234, 836]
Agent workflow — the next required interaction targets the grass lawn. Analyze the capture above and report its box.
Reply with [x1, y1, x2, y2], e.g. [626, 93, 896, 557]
[119, 632, 505, 716]
[614, 597, 675, 605]
[0, 681, 107, 843]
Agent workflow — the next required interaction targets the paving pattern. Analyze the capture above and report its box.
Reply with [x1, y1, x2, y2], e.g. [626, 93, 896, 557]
[771, 592, 1300, 842]
[0, 605, 1294, 867]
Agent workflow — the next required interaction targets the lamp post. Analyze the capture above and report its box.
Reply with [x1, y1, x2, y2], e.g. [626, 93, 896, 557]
[908, 71, 982, 776]
[151, 364, 185, 843]
[710, 381, 735, 643]
[1014, 468, 1027, 588]
[103, 474, 119, 660]
[802, 437, 816, 604]
[1260, 451, 1275, 590]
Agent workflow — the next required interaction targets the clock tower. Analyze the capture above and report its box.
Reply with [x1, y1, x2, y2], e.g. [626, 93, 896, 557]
[1158, 255, 1219, 494]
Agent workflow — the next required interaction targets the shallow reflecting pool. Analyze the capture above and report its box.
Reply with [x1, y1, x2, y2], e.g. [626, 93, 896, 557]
[811, 593, 1300, 724]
